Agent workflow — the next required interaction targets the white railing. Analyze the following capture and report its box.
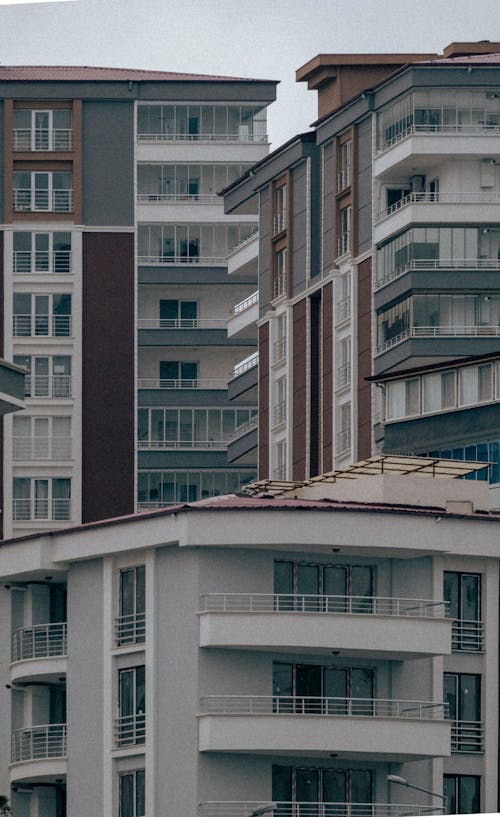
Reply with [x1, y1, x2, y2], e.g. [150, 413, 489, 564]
[24, 375, 72, 399]
[451, 720, 483, 752]
[137, 501, 177, 511]
[273, 212, 287, 235]
[378, 324, 500, 354]
[336, 363, 351, 389]
[273, 337, 287, 363]
[137, 192, 220, 203]
[13, 250, 72, 275]
[13, 436, 72, 460]
[337, 234, 351, 259]
[11, 723, 67, 763]
[12, 498, 71, 522]
[273, 464, 287, 480]
[228, 228, 259, 256]
[200, 695, 448, 719]
[380, 121, 500, 152]
[12, 622, 67, 663]
[273, 270, 286, 300]
[272, 402, 286, 427]
[451, 619, 483, 651]
[375, 257, 500, 289]
[225, 417, 258, 443]
[199, 802, 444, 817]
[336, 428, 351, 456]
[137, 254, 227, 266]
[137, 317, 226, 330]
[337, 167, 352, 192]
[13, 189, 73, 212]
[13, 128, 72, 151]
[335, 296, 351, 325]
[115, 713, 145, 747]
[115, 612, 145, 646]
[13, 314, 72, 337]
[138, 438, 227, 450]
[233, 291, 258, 315]
[233, 351, 258, 378]
[377, 190, 500, 222]
[199, 593, 449, 617]
[137, 132, 267, 143]
[137, 378, 226, 390]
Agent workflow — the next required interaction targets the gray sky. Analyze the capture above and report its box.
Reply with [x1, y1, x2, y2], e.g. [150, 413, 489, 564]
[1, 0, 500, 148]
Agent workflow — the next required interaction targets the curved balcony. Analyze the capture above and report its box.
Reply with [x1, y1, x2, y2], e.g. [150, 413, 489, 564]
[10, 723, 67, 782]
[199, 802, 445, 817]
[199, 594, 451, 660]
[198, 695, 450, 760]
[11, 623, 67, 683]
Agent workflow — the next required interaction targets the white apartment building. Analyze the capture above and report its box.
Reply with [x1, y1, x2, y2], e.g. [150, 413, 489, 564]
[0, 455, 496, 816]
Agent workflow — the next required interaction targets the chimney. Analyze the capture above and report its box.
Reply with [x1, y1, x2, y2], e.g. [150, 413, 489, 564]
[443, 41, 500, 58]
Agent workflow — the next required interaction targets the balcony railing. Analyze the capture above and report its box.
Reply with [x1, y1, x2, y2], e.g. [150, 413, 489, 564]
[12, 622, 67, 663]
[233, 351, 258, 378]
[451, 619, 483, 652]
[199, 802, 445, 817]
[227, 228, 259, 256]
[375, 257, 500, 289]
[273, 270, 286, 300]
[138, 438, 227, 450]
[115, 612, 145, 647]
[336, 428, 351, 456]
[377, 325, 500, 354]
[337, 167, 352, 192]
[233, 291, 258, 315]
[137, 317, 226, 330]
[273, 464, 287, 480]
[380, 121, 500, 152]
[336, 362, 351, 389]
[199, 593, 449, 617]
[137, 192, 220, 204]
[138, 378, 226, 390]
[13, 250, 72, 275]
[13, 436, 72, 460]
[137, 131, 267, 143]
[376, 190, 500, 222]
[272, 402, 286, 428]
[335, 296, 351, 325]
[13, 128, 72, 151]
[273, 337, 287, 363]
[12, 498, 71, 522]
[225, 416, 258, 443]
[13, 314, 72, 337]
[11, 723, 67, 763]
[115, 712, 145, 747]
[273, 212, 287, 235]
[137, 254, 227, 266]
[13, 189, 73, 213]
[24, 375, 72, 399]
[337, 233, 351, 259]
[450, 720, 483, 752]
[200, 695, 448, 719]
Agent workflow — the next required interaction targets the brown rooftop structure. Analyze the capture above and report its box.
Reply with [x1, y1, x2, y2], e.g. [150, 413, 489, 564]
[0, 65, 273, 83]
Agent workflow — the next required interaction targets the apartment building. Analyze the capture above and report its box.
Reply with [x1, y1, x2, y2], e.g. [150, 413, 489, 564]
[0, 455, 496, 816]
[0, 66, 276, 538]
[223, 42, 500, 488]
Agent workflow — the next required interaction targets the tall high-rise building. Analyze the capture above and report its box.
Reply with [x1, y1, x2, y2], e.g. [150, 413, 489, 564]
[0, 66, 276, 538]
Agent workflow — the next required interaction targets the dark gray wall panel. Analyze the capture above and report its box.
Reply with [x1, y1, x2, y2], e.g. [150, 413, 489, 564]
[356, 117, 373, 255]
[322, 142, 335, 273]
[138, 450, 234, 469]
[384, 402, 500, 453]
[292, 160, 308, 296]
[258, 187, 271, 316]
[82, 101, 134, 225]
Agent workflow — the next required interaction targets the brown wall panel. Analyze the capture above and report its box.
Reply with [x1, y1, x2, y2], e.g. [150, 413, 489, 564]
[322, 282, 333, 473]
[82, 232, 134, 523]
[292, 299, 307, 480]
[258, 323, 269, 480]
[0, 231, 4, 538]
[357, 256, 373, 459]
[309, 294, 321, 477]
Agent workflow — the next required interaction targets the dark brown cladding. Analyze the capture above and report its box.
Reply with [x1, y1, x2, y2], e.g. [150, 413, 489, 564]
[292, 299, 307, 480]
[322, 282, 333, 472]
[357, 257, 372, 459]
[258, 323, 269, 480]
[0, 232, 4, 538]
[309, 294, 321, 477]
[82, 232, 134, 523]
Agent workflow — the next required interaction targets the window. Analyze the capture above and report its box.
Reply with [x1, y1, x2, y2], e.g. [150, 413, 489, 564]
[159, 361, 198, 388]
[338, 205, 351, 257]
[118, 567, 145, 646]
[120, 769, 145, 817]
[159, 299, 197, 327]
[13, 415, 71, 460]
[117, 667, 145, 747]
[275, 560, 373, 612]
[13, 231, 71, 274]
[273, 766, 373, 812]
[137, 470, 256, 508]
[138, 407, 256, 447]
[337, 338, 351, 389]
[13, 293, 71, 337]
[336, 403, 351, 456]
[137, 223, 256, 263]
[443, 775, 480, 814]
[13, 108, 72, 151]
[13, 171, 72, 212]
[336, 274, 351, 324]
[444, 673, 482, 752]
[273, 377, 287, 427]
[137, 104, 267, 142]
[444, 572, 482, 651]
[273, 662, 374, 715]
[338, 140, 352, 191]
[273, 313, 287, 363]
[273, 182, 287, 235]
[273, 439, 287, 480]
[137, 162, 250, 201]
[273, 248, 287, 299]
[12, 477, 71, 521]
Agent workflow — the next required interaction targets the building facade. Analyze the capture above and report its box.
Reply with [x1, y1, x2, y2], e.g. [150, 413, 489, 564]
[0, 66, 276, 538]
[0, 458, 496, 816]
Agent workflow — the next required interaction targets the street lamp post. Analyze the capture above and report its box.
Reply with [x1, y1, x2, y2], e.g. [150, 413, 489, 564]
[387, 775, 447, 814]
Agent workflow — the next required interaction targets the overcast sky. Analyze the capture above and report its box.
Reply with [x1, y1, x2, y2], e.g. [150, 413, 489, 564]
[1, 0, 500, 148]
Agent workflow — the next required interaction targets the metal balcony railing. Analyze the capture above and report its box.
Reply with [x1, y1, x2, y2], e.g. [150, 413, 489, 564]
[13, 314, 72, 337]
[273, 270, 286, 300]
[138, 438, 227, 450]
[13, 189, 73, 212]
[13, 128, 72, 151]
[337, 167, 352, 192]
[450, 720, 483, 752]
[375, 257, 500, 289]
[233, 291, 259, 315]
[137, 317, 226, 330]
[376, 190, 500, 222]
[115, 612, 145, 646]
[227, 228, 259, 256]
[137, 132, 268, 143]
[200, 695, 448, 719]
[377, 325, 500, 354]
[273, 212, 287, 235]
[137, 378, 226, 390]
[233, 352, 258, 378]
[273, 337, 287, 363]
[13, 250, 72, 275]
[335, 296, 351, 325]
[336, 362, 351, 389]
[380, 121, 500, 152]
[336, 428, 351, 456]
[24, 375, 72, 399]
[115, 712, 146, 747]
[13, 436, 72, 460]
[225, 416, 258, 443]
[11, 723, 67, 763]
[12, 497, 71, 522]
[337, 233, 351, 259]
[137, 254, 227, 266]
[137, 192, 220, 203]
[199, 593, 449, 617]
[199, 802, 445, 817]
[272, 402, 287, 428]
[12, 622, 67, 663]
[451, 619, 483, 652]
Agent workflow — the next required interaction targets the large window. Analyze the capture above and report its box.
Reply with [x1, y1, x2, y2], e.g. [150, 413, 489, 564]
[13, 355, 72, 399]
[338, 205, 351, 257]
[338, 139, 352, 191]
[118, 567, 146, 646]
[443, 775, 480, 815]
[275, 561, 374, 612]
[444, 673, 482, 752]
[13, 415, 71, 460]
[13, 171, 72, 212]
[137, 470, 256, 508]
[273, 662, 374, 715]
[273, 182, 287, 235]
[137, 162, 250, 201]
[13, 477, 71, 521]
[137, 407, 257, 447]
[13, 231, 71, 274]
[137, 104, 267, 142]
[444, 572, 481, 652]
[273, 765, 373, 812]
[423, 440, 497, 483]
[273, 248, 287, 299]
[13, 108, 72, 151]
[120, 769, 145, 817]
[13, 293, 71, 337]
[138, 223, 256, 263]
[118, 667, 145, 747]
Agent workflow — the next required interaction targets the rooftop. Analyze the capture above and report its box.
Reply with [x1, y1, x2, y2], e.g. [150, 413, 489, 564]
[0, 65, 275, 83]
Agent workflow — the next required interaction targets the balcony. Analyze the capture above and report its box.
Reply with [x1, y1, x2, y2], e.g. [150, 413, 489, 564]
[13, 314, 72, 338]
[138, 317, 249, 348]
[115, 612, 145, 647]
[336, 363, 351, 390]
[138, 317, 227, 330]
[337, 234, 351, 260]
[335, 296, 351, 325]
[336, 428, 351, 457]
[234, 352, 258, 378]
[11, 623, 67, 684]
[451, 720, 483, 753]
[13, 189, 73, 213]
[13, 250, 72, 275]
[451, 619, 483, 652]
[199, 802, 445, 817]
[198, 593, 452, 660]
[337, 167, 352, 193]
[13, 128, 72, 152]
[115, 713, 145, 748]
[377, 324, 500, 356]
[11, 723, 67, 782]
[138, 254, 227, 267]
[375, 257, 500, 292]
[198, 695, 450, 760]
[138, 377, 227, 391]
[273, 212, 287, 236]
[227, 230, 258, 278]
[272, 402, 286, 428]
[273, 337, 286, 365]
[138, 438, 228, 451]
[137, 192, 220, 204]
[13, 436, 72, 461]
[227, 291, 258, 339]
[24, 375, 72, 399]
[12, 498, 71, 523]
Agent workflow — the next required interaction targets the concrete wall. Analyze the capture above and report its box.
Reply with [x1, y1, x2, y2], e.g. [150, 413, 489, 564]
[291, 161, 308, 296]
[356, 117, 373, 256]
[322, 142, 335, 274]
